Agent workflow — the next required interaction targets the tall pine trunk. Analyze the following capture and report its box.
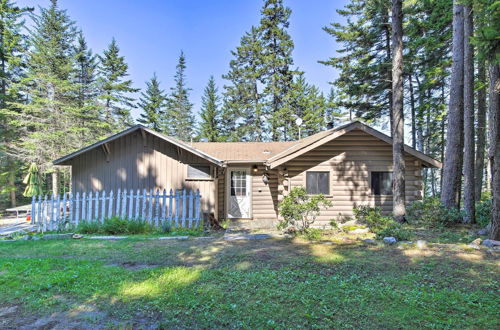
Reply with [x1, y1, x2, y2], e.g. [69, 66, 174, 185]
[52, 170, 59, 196]
[488, 64, 499, 240]
[409, 73, 417, 149]
[463, 5, 475, 223]
[475, 60, 487, 198]
[391, 0, 405, 222]
[441, 2, 464, 208]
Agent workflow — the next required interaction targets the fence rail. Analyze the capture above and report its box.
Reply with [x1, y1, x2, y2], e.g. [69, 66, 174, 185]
[31, 188, 202, 231]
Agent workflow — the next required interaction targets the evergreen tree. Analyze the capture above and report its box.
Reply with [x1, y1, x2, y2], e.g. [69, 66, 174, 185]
[258, 0, 297, 141]
[222, 26, 265, 141]
[324, 88, 344, 126]
[73, 32, 105, 143]
[321, 0, 393, 129]
[164, 51, 194, 141]
[137, 73, 166, 131]
[0, 0, 31, 207]
[98, 37, 137, 130]
[9, 0, 79, 194]
[199, 76, 220, 142]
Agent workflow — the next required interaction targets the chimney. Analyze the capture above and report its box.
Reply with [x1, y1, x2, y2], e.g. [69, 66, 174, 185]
[326, 122, 334, 130]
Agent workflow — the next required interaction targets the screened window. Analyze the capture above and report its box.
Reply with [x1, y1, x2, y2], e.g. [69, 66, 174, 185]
[306, 171, 330, 195]
[371, 172, 393, 195]
[187, 165, 211, 179]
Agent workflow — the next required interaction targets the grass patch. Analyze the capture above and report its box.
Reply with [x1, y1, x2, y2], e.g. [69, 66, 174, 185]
[0, 235, 498, 328]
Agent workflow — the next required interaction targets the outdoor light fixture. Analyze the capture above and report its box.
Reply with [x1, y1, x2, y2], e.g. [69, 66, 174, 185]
[252, 165, 258, 173]
[262, 173, 270, 184]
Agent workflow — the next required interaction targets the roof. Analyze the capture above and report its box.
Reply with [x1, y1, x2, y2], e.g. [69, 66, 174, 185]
[53, 125, 224, 166]
[190, 141, 296, 163]
[266, 121, 442, 169]
[53, 121, 441, 169]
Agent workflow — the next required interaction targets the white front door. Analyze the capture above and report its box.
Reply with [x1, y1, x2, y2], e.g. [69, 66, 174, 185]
[227, 168, 251, 218]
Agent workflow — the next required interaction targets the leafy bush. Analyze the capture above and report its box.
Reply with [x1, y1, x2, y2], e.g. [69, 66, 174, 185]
[376, 224, 413, 241]
[77, 217, 155, 235]
[301, 228, 323, 241]
[278, 186, 332, 233]
[76, 221, 101, 234]
[475, 198, 492, 228]
[352, 206, 393, 232]
[406, 197, 463, 227]
[353, 206, 413, 241]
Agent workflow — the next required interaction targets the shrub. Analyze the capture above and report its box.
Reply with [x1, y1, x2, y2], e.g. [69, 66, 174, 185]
[352, 206, 393, 232]
[301, 228, 323, 241]
[353, 206, 413, 241]
[406, 197, 463, 227]
[76, 221, 102, 234]
[475, 198, 492, 228]
[102, 217, 129, 234]
[278, 186, 332, 233]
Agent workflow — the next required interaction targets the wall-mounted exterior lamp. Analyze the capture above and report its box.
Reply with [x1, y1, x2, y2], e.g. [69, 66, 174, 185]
[262, 173, 270, 184]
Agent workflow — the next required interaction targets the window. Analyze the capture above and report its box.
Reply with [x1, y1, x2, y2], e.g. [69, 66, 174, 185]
[371, 172, 393, 195]
[230, 170, 247, 196]
[187, 165, 211, 179]
[306, 171, 330, 195]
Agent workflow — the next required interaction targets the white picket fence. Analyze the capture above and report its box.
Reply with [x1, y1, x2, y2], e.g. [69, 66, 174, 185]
[30, 188, 202, 232]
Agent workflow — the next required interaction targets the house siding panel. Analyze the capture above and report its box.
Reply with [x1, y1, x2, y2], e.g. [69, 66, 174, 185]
[68, 131, 217, 216]
[280, 129, 424, 227]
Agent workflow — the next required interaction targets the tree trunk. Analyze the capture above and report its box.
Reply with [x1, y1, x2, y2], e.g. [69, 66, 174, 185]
[441, 2, 465, 208]
[8, 165, 16, 208]
[384, 8, 393, 135]
[391, 0, 405, 222]
[475, 60, 487, 198]
[488, 64, 499, 240]
[409, 73, 417, 149]
[52, 170, 59, 196]
[463, 5, 475, 223]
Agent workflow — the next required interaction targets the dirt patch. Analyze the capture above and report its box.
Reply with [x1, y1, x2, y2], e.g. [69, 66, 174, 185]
[109, 261, 159, 270]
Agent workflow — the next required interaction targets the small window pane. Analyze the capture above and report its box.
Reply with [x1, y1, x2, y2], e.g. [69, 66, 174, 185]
[230, 171, 247, 196]
[371, 172, 393, 195]
[187, 165, 211, 179]
[306, 171, 330, 195]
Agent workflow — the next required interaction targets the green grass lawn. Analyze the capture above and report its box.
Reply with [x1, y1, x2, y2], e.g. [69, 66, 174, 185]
[0, 234, 498, 328]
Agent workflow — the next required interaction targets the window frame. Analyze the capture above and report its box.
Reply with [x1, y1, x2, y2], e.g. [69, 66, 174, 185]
[186, 164, 213, 181]
[305, 171, 331, 195]
[370, 171, 393, 196]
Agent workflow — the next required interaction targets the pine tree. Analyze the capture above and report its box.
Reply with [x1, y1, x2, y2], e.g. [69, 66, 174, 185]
[462, 4, 475, 223]
[137, 73, 166, 131]
[222, 26, 265, 141]
[9, 0, 79, 194]
[98, 37, 138, 130]
[0, 0, 31, 207]
[73, 32, 105, 143]
[199, 76, 220, 142]
[441, 2, 465, 208]
[321, 0, 393, 129]
[391, 0, 405, 222]
[324, 88, 344, 126]
[164, 51, 194, 141]
[258, 0, 297, 141]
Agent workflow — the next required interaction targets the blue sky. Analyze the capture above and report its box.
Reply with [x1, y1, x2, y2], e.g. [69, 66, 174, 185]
[18, 0, 348, 120]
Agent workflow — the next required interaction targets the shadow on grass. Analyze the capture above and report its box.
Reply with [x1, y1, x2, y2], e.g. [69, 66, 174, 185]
[0, 236, 498, 328]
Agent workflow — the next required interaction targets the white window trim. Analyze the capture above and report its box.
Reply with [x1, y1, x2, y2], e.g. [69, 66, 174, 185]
[186, 164, 214, 181]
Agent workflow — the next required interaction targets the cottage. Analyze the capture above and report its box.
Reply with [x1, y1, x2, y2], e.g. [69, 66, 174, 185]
[54, 121, 441, 227]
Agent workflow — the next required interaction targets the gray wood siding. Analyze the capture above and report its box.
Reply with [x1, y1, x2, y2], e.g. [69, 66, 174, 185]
[69, 131, 217, 215]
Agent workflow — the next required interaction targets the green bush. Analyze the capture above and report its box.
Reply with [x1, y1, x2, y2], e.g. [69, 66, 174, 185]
[301, 228, 323, 241]
[353, 206, 413, 241]
[352, 206, 393, 232]
[475, 198, 492, 228]
[77, 217, 155, 235]
[76, 221, 102, 234]
[278, 186, 332, 233]
[406, 197, 463, 227]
